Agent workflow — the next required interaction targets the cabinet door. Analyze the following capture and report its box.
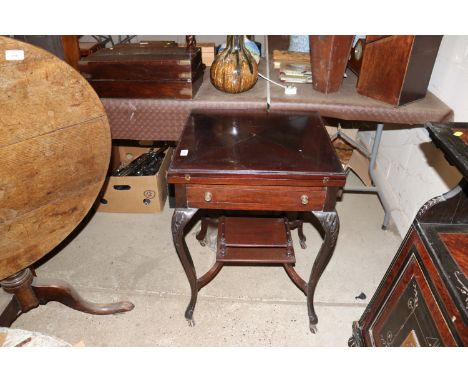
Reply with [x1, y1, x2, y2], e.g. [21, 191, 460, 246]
[368, 250, 457, 346]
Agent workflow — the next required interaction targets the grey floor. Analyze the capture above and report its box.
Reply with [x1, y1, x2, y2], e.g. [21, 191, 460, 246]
[5, 173, 401, 346]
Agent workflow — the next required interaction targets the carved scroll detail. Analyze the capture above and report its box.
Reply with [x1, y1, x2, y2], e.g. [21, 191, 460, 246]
[416, 195, 446, 219]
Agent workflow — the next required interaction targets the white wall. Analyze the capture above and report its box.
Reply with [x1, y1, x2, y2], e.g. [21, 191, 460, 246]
[359, 127, 461, 237]
[359, 35, 466, 237]
[429, 35, 468, 121]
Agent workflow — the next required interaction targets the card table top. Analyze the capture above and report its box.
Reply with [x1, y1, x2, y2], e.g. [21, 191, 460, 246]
[168, 110, 346, 187]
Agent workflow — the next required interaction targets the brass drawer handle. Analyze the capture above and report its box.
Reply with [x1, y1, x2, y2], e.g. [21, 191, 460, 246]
[301, 195, 309, 205]
[204, 192, 212, 202]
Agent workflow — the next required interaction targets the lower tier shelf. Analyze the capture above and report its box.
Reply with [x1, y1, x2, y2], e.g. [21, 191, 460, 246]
[218, 247, 295, 264]
[216, 216, 296, 264]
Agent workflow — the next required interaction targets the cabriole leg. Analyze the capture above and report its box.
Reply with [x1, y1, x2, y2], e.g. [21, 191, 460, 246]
[171, 208, 199, 326]
[307, 211, 339, 333]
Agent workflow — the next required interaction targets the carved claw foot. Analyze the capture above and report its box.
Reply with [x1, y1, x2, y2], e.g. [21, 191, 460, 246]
[309, 323, 317, 334]
[300, 240, 307, 250]
[184, 302, 197, 328]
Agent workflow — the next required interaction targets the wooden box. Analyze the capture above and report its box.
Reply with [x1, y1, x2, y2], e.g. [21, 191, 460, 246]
[97, 144, 173, 213]
[78, 43, 204, 99]
[356, 35, 442, 106]
[309, 35, 354, 93]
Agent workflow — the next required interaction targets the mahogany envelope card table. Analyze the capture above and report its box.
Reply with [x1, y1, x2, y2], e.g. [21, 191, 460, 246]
[0, 36, 134, 327]
[168, 110, 346, 333]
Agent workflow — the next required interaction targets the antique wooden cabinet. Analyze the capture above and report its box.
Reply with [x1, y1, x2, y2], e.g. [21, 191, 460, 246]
[349, 122, 468, 347]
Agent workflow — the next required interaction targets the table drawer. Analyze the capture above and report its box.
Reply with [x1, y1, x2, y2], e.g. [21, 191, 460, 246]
[186, 184, 326, 211]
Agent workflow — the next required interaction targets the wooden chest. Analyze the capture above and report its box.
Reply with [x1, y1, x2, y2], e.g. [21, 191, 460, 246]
[349, 123, 468, 347]
[78, 43, 204, 99]
[356, 35, 442, 106]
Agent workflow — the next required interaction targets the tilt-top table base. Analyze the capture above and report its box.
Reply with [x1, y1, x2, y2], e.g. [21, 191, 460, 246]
[0, 268, 134, 328]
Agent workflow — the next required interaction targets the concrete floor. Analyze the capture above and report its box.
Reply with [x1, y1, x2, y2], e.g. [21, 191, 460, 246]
[4, 173, 402, 346]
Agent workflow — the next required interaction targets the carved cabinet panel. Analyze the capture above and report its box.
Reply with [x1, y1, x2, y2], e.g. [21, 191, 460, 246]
[351, 227, 467, 347]
[368, 244, 456, 347]
[350, 122, 468, 347]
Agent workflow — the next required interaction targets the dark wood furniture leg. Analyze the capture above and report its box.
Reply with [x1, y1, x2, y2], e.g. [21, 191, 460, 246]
[197, 262, 223, 290]
[307, 210, 339, 333]
[171, 208, 199, 326]
[283, 264, 307, 294]
[288, 219, 307, 249]
[0, 268, 134, 327]
[0, 297, 22, 327]
[297, 221, 307, 249]
[196, 217, 208, 246]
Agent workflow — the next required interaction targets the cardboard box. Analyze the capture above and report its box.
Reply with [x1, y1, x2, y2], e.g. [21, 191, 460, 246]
[325, 126, 372, 187]
[199, 43, 216, 66]
[98, 145, 173, 213]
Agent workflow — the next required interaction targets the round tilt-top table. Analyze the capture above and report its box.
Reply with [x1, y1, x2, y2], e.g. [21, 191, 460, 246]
[0, 36, 134, 326]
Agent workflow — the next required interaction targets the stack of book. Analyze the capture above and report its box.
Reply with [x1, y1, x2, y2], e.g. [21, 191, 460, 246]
[273, 50, 312, 84]
[279, 63, 312, 84]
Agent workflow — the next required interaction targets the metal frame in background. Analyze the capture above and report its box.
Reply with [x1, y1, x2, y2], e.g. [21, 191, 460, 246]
[330, 123, 391, 230]
[263, 42, 391, 229]
[90, 35, 137, 48]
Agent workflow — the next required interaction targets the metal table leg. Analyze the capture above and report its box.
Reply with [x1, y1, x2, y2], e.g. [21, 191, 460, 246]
[369, 124, 391, 229]
[341, 123, 392, 229]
